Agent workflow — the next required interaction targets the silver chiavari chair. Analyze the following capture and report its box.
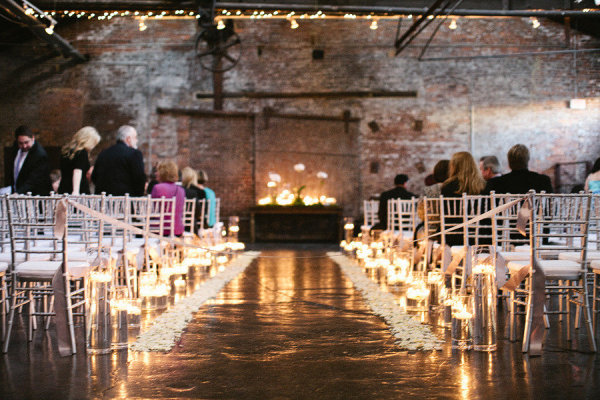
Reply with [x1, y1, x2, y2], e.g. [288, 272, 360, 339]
[3, 195, 97, 353]
[183, 198, 196, 235]
[363, 199, 379, 230]
[507, 193, 596, 353]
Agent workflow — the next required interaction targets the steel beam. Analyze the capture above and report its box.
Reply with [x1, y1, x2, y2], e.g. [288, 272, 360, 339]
[0, 0, 87, 62]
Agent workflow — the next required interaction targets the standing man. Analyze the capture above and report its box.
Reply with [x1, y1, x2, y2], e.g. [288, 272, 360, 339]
[5, 125, 51, 195]
[92, 125, 146, 196]
[479, 155, 501, 181]
[484, 144, 553, 194]
[373, 174, 416, 230]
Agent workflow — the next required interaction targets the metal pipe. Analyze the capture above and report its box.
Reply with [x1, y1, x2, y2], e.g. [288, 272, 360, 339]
[419, 47, 600, 61]
[29, 1, 600, 17]
[0, 0, 86, 62]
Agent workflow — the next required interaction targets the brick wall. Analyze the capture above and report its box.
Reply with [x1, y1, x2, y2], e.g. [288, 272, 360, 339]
[0, 16, 599, 238]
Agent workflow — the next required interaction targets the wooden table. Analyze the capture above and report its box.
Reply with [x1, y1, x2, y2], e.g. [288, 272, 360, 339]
[250, 206, 343, 243]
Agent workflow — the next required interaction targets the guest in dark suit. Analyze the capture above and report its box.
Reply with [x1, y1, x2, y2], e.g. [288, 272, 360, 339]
[483, 144, 553, 194]
[91, 125, 146, 196]
[4, 125, 51, 195]
[372, 173, 416, 230]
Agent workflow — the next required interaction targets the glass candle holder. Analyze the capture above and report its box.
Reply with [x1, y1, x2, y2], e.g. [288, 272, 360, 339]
[406, 271, 430, 311]
[111, 286, 129, 350]
[451, 294, 473, 350]
[427, 270, 445, 310]
[343, 217, 355, 244]
[228, 216, 240, 242]
[471, 246, 497, 352]
[87, 270, 112, 354]
[127, 298, 142, 328]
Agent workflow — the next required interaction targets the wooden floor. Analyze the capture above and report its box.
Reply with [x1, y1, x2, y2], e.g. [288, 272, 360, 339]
[1, 244, 600, 399]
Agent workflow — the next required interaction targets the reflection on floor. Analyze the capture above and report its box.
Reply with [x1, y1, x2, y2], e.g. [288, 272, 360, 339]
[1, 243, 600, 398]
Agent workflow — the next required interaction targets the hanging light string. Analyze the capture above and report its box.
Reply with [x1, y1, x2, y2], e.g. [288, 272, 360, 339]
[18, 0, 57, 34]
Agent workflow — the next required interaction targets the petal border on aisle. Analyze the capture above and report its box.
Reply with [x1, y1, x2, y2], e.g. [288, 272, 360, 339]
[131, 251, 260, 352]
[328, 252, 443, 351]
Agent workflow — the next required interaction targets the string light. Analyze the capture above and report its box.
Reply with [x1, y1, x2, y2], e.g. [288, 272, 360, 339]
[45, 24, 54, 34]
[25, 7, 454, 30]
[530, 17, 540, 28]
[449, 18, 457, 30]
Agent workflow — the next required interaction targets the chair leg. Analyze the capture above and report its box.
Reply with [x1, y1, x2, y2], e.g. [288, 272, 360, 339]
[45, 296, 54, 330]
[28, 290, 35, 342]
[2, 288, 19, 353]
[581, 277, 597, 352]
[64, 285, 77, 354]
[509, 290, 516, 341]
[593, 272, 599, 330]
[543, 304, 550, 329]
[522, 283, 535, 353]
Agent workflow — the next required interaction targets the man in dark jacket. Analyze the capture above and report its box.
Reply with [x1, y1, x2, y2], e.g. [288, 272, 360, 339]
[484, 144, 553, 194]
[92, 125, 146, 196]
[373, 173, 416, 230]
[5, 125, 51, 195]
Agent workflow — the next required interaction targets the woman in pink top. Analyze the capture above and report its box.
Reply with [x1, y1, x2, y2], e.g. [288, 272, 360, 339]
[151, 160, 185, 236]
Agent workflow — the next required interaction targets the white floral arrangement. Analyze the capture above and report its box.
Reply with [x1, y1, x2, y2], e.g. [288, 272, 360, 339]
[131, 252, 259, 352]
[328, 252, 443, 351]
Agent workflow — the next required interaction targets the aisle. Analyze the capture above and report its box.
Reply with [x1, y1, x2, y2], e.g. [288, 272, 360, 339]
[101, 247, 600, 399]
[2, 247, 599, 398]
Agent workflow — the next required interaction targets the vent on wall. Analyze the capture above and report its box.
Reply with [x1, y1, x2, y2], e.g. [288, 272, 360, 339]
[413, 120, 423, 131]
[312, 49, 324, 60]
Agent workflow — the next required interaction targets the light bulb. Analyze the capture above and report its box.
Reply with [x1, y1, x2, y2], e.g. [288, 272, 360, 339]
[216, 19, 225, 30]
[45, 24, 54, 35]
[370, 20, 378, 30]
[290, 18, 299, 29]
[449, 19, 457, 30]
[138, 21, 147, 31]
[530, 17, 540, 29]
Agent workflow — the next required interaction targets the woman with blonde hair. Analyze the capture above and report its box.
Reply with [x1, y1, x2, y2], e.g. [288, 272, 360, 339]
[441, 151, 487, 246]
[58, 126, 100, 194]
[151, 160, 185, 237]
[442, 151, 486, 196]
[181, 166, 206, 200]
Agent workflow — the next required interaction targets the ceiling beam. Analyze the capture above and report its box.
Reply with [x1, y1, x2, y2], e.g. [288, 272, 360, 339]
[29, 1, 600, 17]
[0, 0, 87, 61]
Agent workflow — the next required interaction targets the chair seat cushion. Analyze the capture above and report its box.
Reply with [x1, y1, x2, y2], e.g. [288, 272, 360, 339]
[558, 251, 600, 262]
[14, 260, 91, 279]
[591, 259, 600, 270]
[505, 259, 583, 281]
[450, 246, 466, 256]
[0, 253, 52, 263]
[498, 251, 530, 262]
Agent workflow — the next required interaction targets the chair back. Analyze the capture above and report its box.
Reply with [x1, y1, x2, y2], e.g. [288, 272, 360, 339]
[363, 200, 379, 228]
[183, 199, 196, 233]
[531, 193, 591, 268]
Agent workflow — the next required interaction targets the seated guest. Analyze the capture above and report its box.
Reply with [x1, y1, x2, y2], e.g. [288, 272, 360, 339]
[585, 157, 600, 194]
[479, 155, 501, 181]
[484, 144, 553, 194]
[441, 152, 486, 247]
[181, 167, 206, 231]
[50, 169, 61, 193]
[424, 159, 450, 198]
[372, 174, 416, 230]
[151, 160, 185, 237]
[198, 169, 217, 228]
[5, 125, 51, 195]
[58, 126, 101, 194]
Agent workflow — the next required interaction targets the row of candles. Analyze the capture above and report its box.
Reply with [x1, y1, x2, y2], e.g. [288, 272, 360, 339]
[87, 217, 246, 354]
[341, 219, 498, 352]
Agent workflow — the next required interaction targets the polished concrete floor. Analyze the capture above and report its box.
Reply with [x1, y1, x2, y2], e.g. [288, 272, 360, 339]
[1, 244, 600, 399]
